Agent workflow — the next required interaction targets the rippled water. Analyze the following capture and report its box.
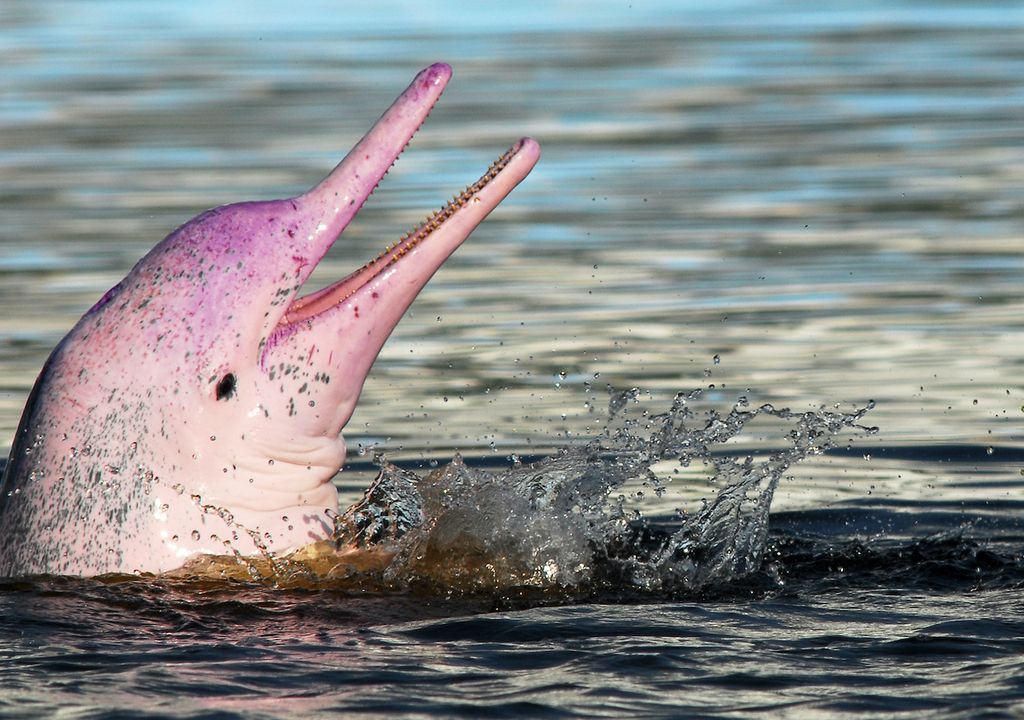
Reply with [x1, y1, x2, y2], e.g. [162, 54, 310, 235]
[2, 0, 1024, 717]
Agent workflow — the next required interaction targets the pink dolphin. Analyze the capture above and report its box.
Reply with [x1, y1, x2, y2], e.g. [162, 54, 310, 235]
[0, 63, 540, 576]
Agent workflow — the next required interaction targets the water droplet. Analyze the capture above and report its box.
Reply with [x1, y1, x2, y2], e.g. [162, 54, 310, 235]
[713, 354, 720, 364]
[190, 530, 200, 541]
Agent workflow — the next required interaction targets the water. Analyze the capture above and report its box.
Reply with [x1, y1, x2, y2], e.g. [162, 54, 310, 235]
[2, 0, 1024, 716]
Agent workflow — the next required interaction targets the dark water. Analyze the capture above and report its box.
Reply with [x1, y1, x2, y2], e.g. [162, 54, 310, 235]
[2, 0, 1024, 717]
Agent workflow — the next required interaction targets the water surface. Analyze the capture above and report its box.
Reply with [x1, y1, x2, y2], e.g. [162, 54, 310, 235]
[1, 0, 1023, 717]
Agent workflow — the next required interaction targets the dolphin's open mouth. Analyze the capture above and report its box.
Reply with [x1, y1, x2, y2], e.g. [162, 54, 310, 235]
[252, 62, 539, 432]
[279, 138, 532, 330]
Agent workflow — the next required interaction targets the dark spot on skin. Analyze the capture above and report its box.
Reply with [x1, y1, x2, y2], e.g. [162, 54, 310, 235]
[215, 373, 236, 401]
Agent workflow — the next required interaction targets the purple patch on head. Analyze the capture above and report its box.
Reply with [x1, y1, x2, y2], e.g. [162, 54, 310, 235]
[87, 282, 124, 315]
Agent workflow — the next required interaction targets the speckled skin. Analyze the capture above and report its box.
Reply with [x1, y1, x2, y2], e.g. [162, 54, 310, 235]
[0, 64, 540, 576]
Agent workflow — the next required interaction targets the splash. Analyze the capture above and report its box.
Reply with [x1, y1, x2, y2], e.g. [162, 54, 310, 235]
[331, 388, 875, 597]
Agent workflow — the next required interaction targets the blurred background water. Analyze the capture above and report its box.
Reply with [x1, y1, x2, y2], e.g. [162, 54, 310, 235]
[1, 0, 1023, 717]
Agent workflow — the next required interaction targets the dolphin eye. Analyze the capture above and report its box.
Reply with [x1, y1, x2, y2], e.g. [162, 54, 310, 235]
[215, 373, 236, 401]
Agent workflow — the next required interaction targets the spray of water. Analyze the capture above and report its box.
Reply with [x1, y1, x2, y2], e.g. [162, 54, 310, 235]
[328, 388, 875, 597]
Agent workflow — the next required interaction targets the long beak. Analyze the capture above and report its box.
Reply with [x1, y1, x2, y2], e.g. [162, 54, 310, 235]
[260, 65, 540, 435]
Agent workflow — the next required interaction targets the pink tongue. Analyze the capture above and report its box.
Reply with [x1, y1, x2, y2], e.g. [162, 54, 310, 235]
[284, 265, 369, 326]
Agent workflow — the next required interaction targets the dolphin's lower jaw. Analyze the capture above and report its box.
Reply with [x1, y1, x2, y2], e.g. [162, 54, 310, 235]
[0, 64, 540, 577]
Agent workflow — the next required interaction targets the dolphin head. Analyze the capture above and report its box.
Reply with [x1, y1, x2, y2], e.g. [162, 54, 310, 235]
[0, 63, 540, 576]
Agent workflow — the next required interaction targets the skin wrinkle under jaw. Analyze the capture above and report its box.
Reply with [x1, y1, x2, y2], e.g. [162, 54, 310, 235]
[0, 63, 540, 577]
